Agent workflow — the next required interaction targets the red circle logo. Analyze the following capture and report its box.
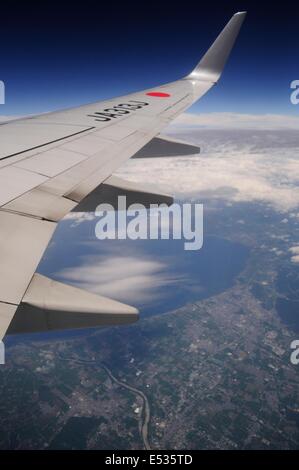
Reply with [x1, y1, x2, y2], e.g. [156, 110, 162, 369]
[146, 92, 171, 98]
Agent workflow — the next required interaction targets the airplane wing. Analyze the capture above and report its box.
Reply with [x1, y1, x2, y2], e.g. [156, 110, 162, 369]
[0, 12, 246, 338]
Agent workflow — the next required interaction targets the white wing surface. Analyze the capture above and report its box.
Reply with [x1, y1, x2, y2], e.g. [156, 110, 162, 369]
[0, 12, 246, 338]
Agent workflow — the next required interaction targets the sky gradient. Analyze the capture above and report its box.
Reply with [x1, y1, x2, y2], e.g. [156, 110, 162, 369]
[0, 1, 298, 116]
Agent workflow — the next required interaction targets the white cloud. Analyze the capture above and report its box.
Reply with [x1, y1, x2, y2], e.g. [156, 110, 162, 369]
[62, 112, 299, 223]
[64, 212, 97, 225]
[289, 246, 299, 263]
[111, 113, 299, 213]
[55, 254, 183, 305]
[169, 112, 299, 130]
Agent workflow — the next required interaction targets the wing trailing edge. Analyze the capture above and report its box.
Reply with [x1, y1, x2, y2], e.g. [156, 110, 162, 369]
[6, 274, 139, 335]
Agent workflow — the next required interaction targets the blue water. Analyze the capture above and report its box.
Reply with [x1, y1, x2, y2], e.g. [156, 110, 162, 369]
[39, 218, 249, 317]
[5, 212, 249, 345]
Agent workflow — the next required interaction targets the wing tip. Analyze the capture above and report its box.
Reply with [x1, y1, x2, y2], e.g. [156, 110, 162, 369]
[187, 11, 247, 83]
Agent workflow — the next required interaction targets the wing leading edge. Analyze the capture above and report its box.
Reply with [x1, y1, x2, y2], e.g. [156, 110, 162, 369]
[0, 12, 246, 339]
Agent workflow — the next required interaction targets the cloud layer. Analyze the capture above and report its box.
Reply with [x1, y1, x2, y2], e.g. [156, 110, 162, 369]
[57, 112, 299, 306]
[55, 253, 181, 305]
[112, 113, 299, 213]
[168, 112, 299, 130]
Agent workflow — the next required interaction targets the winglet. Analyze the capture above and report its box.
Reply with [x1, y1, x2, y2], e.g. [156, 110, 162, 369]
[187, 12, 246, 83]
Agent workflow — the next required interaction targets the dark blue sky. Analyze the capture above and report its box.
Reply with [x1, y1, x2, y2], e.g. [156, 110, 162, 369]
[0, 1, 298, 116]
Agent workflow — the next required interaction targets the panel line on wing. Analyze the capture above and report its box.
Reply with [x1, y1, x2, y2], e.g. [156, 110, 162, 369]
[0, 126, 95, 162]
